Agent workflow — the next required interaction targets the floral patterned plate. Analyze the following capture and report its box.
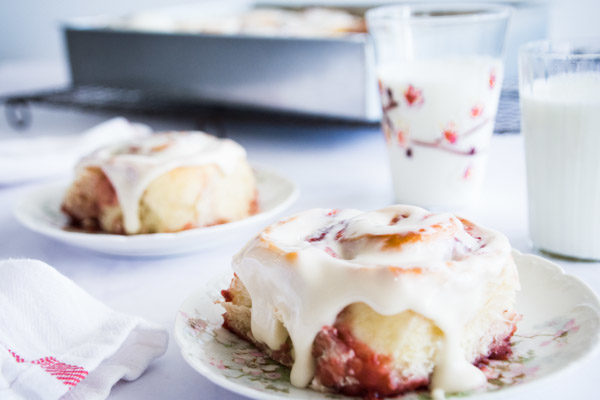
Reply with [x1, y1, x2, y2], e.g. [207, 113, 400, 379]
[174, 251, 600, 399]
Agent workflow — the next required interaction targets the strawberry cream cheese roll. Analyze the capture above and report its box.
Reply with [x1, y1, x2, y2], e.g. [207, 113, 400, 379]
[62, 129, 257, 234]
[221, 205, 519, 398]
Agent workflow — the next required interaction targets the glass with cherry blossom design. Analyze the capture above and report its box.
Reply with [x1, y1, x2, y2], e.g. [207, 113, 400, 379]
[366, 3, 510, 208]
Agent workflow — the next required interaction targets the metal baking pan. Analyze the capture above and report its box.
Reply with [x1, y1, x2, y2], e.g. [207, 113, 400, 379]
[62, 1, 380, 122]
[62, 0, 546, 123]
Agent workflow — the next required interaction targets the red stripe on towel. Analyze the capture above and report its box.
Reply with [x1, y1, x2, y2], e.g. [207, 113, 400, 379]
[7, 348, 88, 387]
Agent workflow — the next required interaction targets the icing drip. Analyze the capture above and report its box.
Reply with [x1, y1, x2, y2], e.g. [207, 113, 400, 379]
[232, 205, 518, 395]
[78, 129, 247, 234]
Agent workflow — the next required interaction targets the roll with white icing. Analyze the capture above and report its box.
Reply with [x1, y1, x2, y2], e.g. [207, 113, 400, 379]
[222, 205, 520, 398]
[62, 126, 256, 234]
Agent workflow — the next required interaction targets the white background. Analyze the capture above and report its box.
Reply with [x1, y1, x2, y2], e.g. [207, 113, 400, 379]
[0, 1, 599, 399]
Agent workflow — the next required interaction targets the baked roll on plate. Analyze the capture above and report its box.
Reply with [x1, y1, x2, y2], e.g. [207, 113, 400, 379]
[13, 122, 298, 256]
[221, 205, 520, 398]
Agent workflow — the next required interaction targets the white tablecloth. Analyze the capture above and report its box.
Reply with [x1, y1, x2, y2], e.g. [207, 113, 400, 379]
[0, 62, 598, 399]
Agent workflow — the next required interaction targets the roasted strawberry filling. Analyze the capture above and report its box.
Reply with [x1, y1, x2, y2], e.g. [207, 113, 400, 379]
[222, 287, 518, 400]
[312, 325, 428, 399]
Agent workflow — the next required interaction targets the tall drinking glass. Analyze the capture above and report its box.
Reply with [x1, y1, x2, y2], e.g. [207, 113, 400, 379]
[520, 40, 600, 260]
[366, 3, 510, 208]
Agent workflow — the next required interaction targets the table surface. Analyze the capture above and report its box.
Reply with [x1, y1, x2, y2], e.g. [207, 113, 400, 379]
[0, 61, 598, 400]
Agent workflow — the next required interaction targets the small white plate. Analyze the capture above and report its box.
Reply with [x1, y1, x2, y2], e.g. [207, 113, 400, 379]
[174, 251, 600, 399]
[14, 167, 298, 257]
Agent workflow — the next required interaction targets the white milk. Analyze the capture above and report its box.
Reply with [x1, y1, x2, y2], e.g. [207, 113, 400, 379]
[521, 72, 600, 259]
[378, 57, 503, 207]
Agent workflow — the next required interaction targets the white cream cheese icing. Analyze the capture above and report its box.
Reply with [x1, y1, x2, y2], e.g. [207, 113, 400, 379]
[232, 205, 518, 395]
[78, 128, 247, 234]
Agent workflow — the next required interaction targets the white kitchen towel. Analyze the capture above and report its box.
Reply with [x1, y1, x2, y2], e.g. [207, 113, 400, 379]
[0, 117, 150, 185]
[0, 259, 168, 400]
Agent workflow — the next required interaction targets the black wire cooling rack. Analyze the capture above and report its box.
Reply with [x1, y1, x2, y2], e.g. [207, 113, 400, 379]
[495, 88, 521, 134]
[1, 85, 521, 134]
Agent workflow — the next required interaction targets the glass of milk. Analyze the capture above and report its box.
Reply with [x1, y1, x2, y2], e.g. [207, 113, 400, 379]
[520, 40, 600, 260]
[366, 4, 510, 208]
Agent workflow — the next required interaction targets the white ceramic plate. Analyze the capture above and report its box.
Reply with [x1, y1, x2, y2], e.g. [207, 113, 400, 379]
[174, 251, 600, 399]
[14, 167, 298, 256]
